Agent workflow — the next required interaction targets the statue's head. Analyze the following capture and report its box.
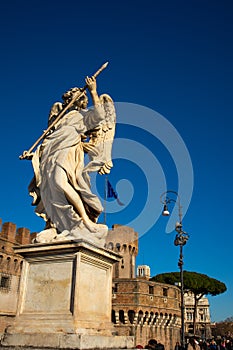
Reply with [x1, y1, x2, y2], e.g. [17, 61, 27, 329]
[62, 87, 88, 110]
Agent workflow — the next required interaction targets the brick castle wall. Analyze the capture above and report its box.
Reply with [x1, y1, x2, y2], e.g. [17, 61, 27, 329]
[0, 219, 32, 334]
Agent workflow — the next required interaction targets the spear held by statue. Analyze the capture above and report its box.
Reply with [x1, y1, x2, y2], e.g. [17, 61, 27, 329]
[19, 61, 109, 160]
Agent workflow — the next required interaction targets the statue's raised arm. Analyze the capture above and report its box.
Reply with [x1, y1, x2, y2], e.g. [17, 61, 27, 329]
[25, 63, 115, 247]
[19, 62, 108, 160]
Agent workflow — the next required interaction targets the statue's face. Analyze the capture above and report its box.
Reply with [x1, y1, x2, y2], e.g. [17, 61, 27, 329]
[75, 93, 88, 109]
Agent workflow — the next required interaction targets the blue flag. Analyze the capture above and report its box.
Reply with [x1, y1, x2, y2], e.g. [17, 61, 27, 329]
[107, 180, 124, 206]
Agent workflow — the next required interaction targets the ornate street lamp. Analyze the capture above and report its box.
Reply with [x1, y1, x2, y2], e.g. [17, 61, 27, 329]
[160, 190, 189, 349]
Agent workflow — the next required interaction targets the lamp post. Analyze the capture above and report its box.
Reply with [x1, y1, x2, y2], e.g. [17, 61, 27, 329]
[160, 190, 189, 349]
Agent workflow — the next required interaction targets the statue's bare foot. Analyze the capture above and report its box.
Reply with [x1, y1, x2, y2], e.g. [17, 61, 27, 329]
[82, 217, 100, 233]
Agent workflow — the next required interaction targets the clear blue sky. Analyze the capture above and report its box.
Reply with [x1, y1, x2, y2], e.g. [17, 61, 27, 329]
[0, 0, 232, 322]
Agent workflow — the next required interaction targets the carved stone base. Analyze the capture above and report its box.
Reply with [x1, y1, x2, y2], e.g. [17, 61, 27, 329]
[1, 240, 134, 349]
[1, 333, 134, 349]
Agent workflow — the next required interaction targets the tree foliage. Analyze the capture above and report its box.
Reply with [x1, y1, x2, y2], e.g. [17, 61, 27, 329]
[151, 271, 227, 297]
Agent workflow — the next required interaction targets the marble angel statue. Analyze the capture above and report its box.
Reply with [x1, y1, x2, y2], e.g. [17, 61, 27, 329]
[21, 65, 116, 246]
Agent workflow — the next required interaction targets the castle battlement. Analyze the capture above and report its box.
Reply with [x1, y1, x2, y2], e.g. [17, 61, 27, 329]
[0, 219, 32, 246]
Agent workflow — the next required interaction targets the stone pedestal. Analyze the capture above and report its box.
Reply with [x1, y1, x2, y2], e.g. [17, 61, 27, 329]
[1, 240, 134, 349]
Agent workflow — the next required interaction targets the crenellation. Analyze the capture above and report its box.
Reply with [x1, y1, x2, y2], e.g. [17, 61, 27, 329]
[16, 227, 31, 245]
[1, 222, 17, 242]
[0, 220, 31, 245]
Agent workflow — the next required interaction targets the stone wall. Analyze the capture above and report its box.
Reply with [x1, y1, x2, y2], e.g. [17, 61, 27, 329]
[111, 278, 181, 349]
[0, 219, 32, 334]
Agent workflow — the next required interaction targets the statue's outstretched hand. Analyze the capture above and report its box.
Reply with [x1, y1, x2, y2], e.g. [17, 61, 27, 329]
[19, 150, 34, 160]
[98, 161, 113, 175]
[85, 76, 97, 93]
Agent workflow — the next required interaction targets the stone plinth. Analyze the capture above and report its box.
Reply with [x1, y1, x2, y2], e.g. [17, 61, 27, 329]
[1, 239, 134, 349]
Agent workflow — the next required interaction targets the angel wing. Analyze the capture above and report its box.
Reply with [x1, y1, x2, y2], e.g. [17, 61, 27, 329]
[82, 94, 116, 182]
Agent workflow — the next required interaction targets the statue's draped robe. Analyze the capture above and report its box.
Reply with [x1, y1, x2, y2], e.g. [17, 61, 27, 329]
[31, 101, 115, 233]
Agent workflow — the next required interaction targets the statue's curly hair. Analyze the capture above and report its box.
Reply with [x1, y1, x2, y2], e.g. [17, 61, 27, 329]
[62, 87, 82, 103]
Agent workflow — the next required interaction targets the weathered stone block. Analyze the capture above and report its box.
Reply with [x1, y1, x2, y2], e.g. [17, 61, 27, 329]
[1, 239, 134, 349]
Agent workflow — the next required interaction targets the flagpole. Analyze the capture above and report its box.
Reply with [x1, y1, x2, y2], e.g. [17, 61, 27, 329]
[104, 176, 108, 225]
